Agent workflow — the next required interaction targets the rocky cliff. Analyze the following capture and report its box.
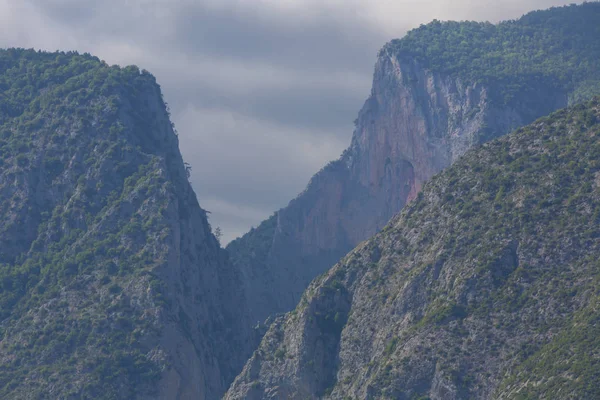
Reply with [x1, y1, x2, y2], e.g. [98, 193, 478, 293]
[0, 50, 251, 399]
[227, 3, 600, 325]
[226, 98, 600, 399]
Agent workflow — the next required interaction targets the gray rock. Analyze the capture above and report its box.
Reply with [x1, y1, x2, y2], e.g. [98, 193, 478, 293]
[227, 49, 566, 327]
[225, 99, 600, 399]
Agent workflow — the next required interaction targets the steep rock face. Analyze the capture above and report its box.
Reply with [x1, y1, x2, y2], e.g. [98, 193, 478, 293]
[227, 37, 566, 326]
[0, 50, 251, 399]
[228, 2, 600, 326]
[226, 99, 600, 399]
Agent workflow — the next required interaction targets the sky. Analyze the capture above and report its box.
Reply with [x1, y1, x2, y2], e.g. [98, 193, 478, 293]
[0, 0, 577, 244]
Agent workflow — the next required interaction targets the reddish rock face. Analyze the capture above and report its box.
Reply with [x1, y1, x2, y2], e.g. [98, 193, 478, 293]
[226, 99, 600, 400]
[227, 50, 567, 325]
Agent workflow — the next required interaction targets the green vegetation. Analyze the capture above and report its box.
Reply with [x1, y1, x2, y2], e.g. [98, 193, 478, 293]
[384, 2, 600, 104]
[0, 49, 178, 398]
[498, 293, 600, 399]
[380, 98, 600, 397]
[252, 98, 600, 398]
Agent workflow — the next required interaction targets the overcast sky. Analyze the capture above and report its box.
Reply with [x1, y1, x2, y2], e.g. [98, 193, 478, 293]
[0, 0, 576, 243]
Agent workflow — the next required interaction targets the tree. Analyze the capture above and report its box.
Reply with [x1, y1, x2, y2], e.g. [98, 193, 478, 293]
[214, 227, 222, 244]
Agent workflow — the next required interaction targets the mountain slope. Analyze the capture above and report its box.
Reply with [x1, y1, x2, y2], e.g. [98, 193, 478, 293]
[226, 98, 600, 399]
[0, 49, 251, 399]
[226, 2, 600, 325]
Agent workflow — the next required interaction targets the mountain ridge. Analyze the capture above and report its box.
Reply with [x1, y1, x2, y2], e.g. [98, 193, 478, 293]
[227, 2, 600, 326]
[0, 49, 252, 399]
[226, 97, 600, 400]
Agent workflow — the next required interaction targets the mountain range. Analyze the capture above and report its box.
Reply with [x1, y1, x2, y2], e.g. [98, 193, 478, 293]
[227, 2, 600, 326]
[0, 3, 599, 399]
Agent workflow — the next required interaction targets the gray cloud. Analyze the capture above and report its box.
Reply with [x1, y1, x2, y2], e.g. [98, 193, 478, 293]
[171, 2, 384, 74]
[162, 66, 370, 136]
[0, 0, 579, 243]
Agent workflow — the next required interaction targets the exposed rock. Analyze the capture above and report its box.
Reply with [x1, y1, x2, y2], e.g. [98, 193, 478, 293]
[0, 50, 251, 399]
[226, 98, 600, 400]
[227, 32, 567, 326]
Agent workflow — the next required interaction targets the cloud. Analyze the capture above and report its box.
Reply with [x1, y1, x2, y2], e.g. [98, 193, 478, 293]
[176, 105, 347, 201]
[175, 105, 348, 244]
[0, 0, 580, 243]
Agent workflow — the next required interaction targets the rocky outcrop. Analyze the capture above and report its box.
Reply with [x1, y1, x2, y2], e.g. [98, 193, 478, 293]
[227, 45, 567, 326]
[0, 51, 251, 399]
[226, 99, 600, 399]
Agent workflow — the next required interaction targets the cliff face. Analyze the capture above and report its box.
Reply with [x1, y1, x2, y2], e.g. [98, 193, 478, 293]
[227, 46, 567, 325]
[228, 3, 600, 327]
[0, 50, 251, 399]
[226, 99, 600, 399]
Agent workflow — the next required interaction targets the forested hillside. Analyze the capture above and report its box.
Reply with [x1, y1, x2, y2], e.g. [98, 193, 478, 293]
[0, 49, 251, 399]
[227, 98, 600, 400]
[389, 2, 600, 104]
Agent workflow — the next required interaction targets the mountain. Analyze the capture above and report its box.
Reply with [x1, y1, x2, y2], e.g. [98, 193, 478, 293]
[226, 2, 600, 326]
[226, 98, 600, 399]
[0, 49, 251, 399]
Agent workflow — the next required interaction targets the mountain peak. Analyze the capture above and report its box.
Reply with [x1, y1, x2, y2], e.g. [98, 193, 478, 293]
[0, 49, 252, 399]
[227, 3, 600, 326]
